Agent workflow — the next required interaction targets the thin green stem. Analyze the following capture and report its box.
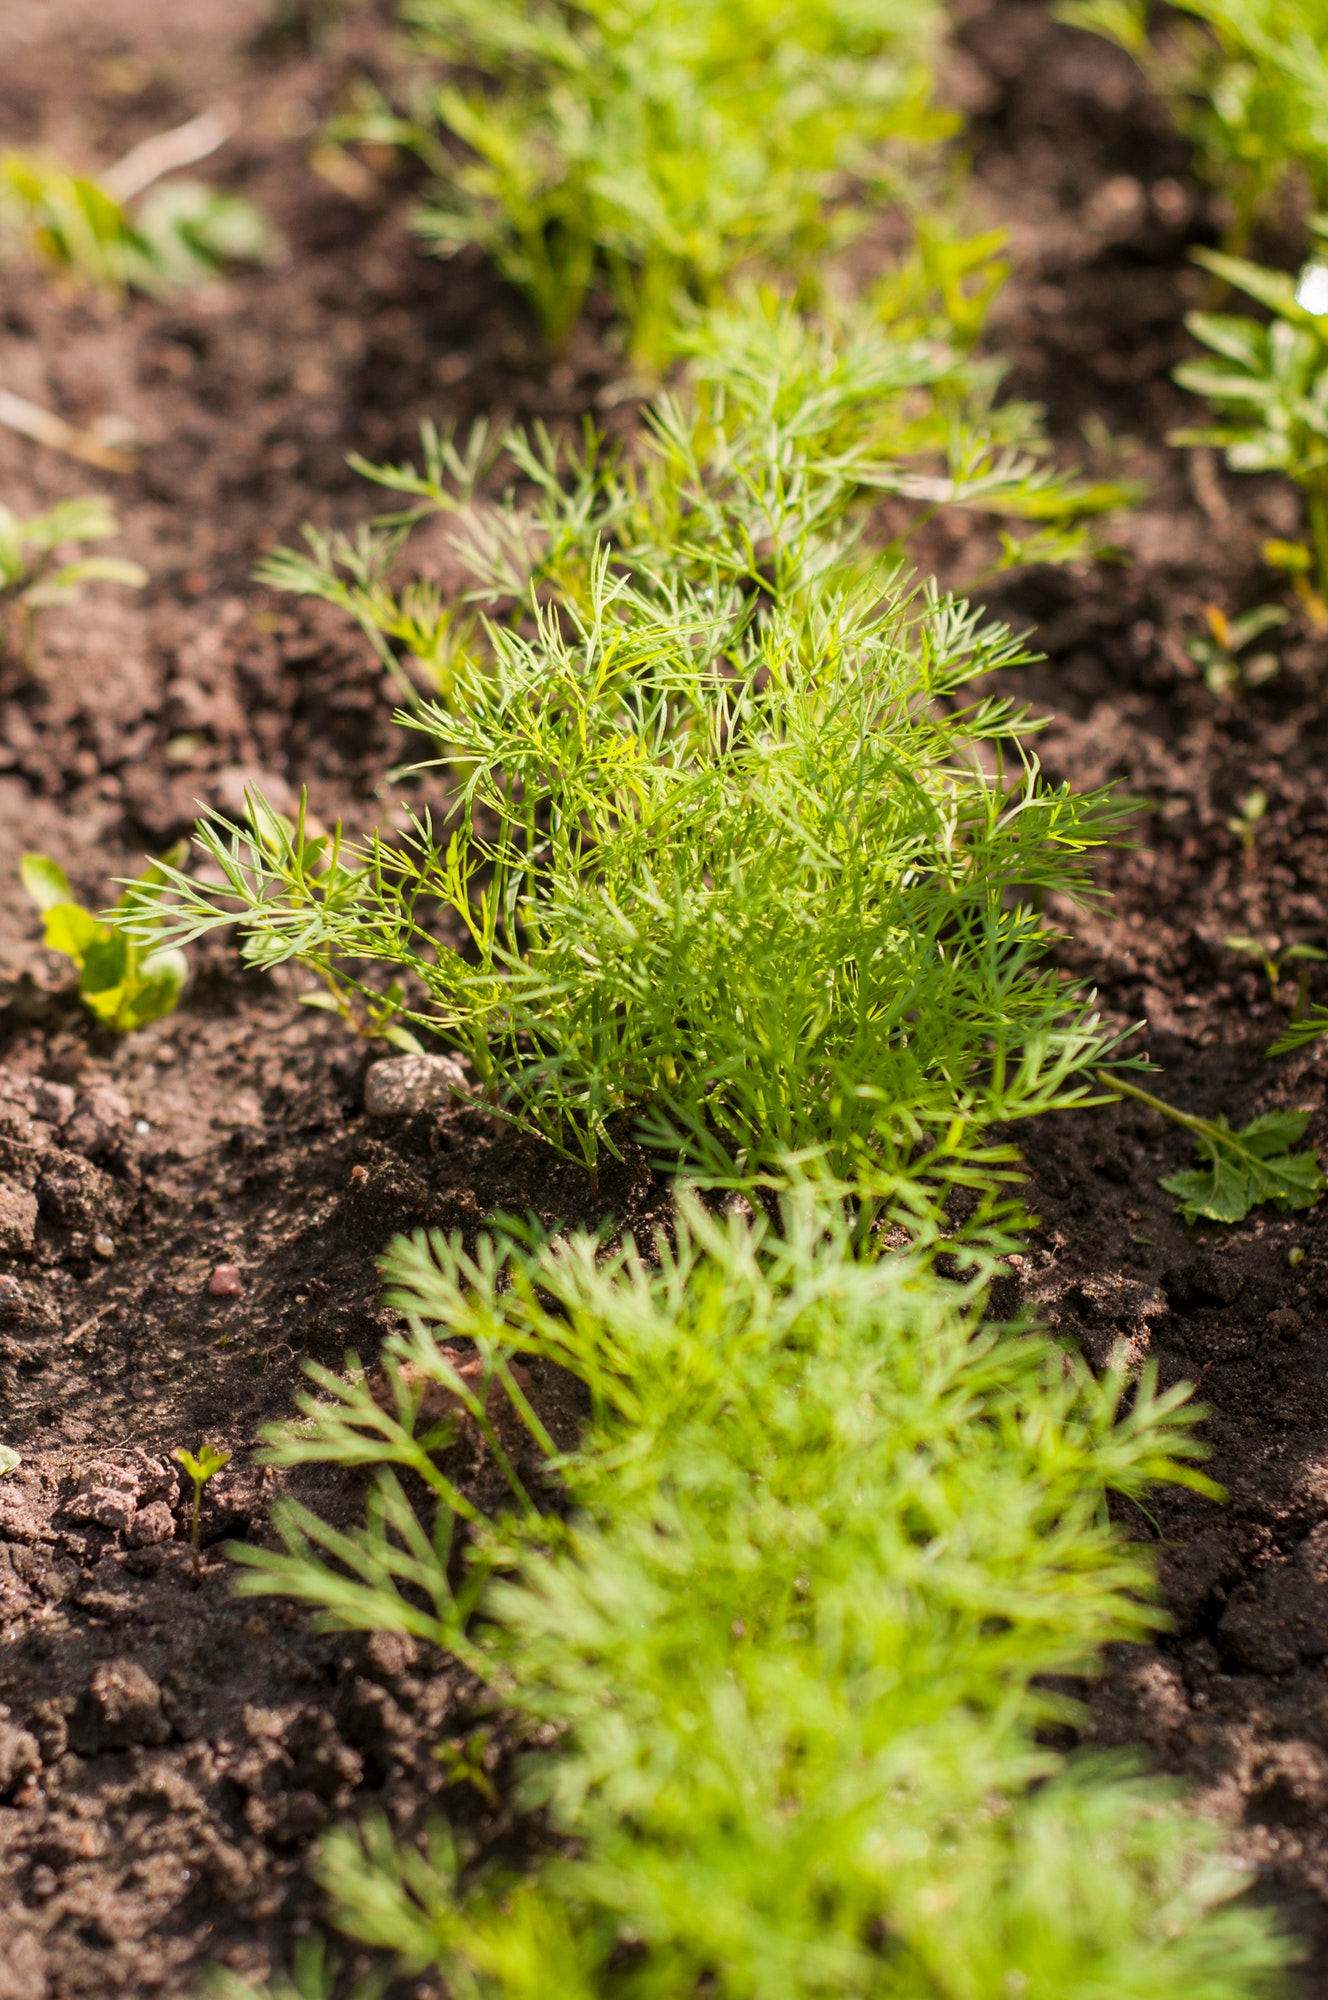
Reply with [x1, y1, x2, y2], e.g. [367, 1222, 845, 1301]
[1094, 1070, 1213, 1143]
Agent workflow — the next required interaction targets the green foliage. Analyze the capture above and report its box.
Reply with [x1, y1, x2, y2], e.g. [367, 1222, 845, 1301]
[344, 0, 953, 362]
[206, 1934, 366, 2000]
[0, 151, 270, 296]
[0, 495, 146, 670]
[1268, 1004, 1328, 1057]
[127, 556, 1129, 1198]
[22, 850, 188, 1035]
[227, 1190, 1289, 1999]
[258, 286, 1136, 702]
[1107, 1073, 1326, 1224]
[147, 292, 1141, 1201]
[0, 1446, 19, 1477]
[1172, 240, 1328, 594]
[1058, 0, 1328, 249]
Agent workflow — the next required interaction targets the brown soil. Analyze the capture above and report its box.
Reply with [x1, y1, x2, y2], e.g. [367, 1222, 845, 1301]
[2, 0, 1328, 1993]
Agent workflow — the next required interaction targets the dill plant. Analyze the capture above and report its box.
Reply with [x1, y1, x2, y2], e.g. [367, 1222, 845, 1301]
[132, 554, 1126, 1199]
[226, 1190, 1291, 1998]
[345, 0, 953, 366]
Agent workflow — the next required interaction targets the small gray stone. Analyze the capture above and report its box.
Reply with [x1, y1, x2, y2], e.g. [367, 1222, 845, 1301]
[363, 1053, 471, 1118]
[72, 1658, 170, 1750]
[0, 1179, 38, 1255]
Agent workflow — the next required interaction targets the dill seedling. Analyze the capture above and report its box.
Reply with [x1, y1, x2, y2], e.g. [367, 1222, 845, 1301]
[226, 1189, 1292, 1998]
[258, 287, 1136, 703]
[1225, 933, 1327, 1012]
[1186, 601, 1285, 695]
[1171, 234, 1328, 600]
[1227, 786, 1268, 857]
[173, 1444, 231, 1564]
[128, 561, 1128, 1202]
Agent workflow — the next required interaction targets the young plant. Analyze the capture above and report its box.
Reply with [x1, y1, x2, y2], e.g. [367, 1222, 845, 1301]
[0, 496, 146, 670]
[1058, 0, 1328, 251]
[1228, 786, 1268, 858]
[1225, 933, 1327, 1013]
[128, 560, 1129, 1205]
[22, 850, 188, 1034]
[339, 0, 953, 365]
[0, 149, 270, 297]
[1186, 601, 1284, 695]
[1103, 1071, 1326, 1225]
[1172, 241, 1328, 598]
[226, 1190, 1290, 1999]
[172, 1444, 231, 1564]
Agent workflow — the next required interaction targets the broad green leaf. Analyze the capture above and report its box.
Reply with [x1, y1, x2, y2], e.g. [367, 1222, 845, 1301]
[42, 900, 105, 965]
[76, 927, 132, 996]
[126, 946, 190, 1028]
[1194, 249, 1309, 324]
[1159, 1109, 1326, 1224]
[20, 852, 72, 913]
[0, 1445, 19, 1477]
[382, 1022, 427, 1055]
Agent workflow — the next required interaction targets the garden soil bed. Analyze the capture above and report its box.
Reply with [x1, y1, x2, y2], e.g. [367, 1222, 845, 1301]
[2, 0, 1328, 1992]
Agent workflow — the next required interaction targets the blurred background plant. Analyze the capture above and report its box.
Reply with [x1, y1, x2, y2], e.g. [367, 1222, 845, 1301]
[21, 851, 188, 1034]
[1171, 233, 1328, 601]
[0, 495, 146, 670]
[1058, 0, 1328, 253]
[0, 108, 272, 298]
[334, 0, 954, 367]
[218, 1191, 1291, 2000]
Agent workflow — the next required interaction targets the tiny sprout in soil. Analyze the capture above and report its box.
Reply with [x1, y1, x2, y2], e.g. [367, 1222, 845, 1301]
[173, 1444, 231, 1562]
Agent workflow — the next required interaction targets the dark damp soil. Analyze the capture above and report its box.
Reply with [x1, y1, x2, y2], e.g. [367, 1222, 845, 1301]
[3, 0, 1328, 1992]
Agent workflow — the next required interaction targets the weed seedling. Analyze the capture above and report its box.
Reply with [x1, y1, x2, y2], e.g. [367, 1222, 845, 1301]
[1227, 788, 1267, 859]
[1101, 1070, 1325, 1224]
[1225, 933, 1327, 1014]
[0, 496, 146, 671]
[173, 1444, 230, 1570]
[21, 851, 188, 1033]
[0, 148, 270, 298]
[1186, 602, 1284, 695]
[1172, 233, 1328, 600]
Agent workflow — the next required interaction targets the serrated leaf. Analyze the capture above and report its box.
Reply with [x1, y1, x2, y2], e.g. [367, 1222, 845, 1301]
[1159, 1110, 1326, 1224]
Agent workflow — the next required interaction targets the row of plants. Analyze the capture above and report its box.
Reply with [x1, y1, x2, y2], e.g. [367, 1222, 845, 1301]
[12, 1, 1328, 1990]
